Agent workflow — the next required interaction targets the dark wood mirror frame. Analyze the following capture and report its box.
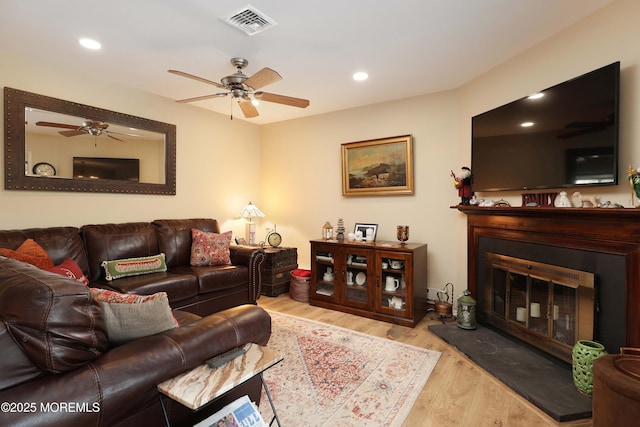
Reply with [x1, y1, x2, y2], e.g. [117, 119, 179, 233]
[4, 87, 176, 194]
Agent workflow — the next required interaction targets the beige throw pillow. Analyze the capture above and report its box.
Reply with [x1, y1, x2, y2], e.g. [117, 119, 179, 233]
[90, 288, 178, 345]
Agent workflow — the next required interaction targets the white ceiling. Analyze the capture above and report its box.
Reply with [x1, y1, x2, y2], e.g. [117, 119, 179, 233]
[0, 0, 613, 125]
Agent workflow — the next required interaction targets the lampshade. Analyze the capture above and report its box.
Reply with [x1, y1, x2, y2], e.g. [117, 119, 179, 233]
[240, 202, 264, 245]
[241, 202, 265, 222]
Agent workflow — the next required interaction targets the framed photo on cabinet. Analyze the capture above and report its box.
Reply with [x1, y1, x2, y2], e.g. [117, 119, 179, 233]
[342, 135, 414, 196]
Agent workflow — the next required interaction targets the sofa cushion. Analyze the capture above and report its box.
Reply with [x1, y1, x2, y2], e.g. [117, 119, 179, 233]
[48, 258, 89, 284]
[190, 229, 232, 266]
[0, 256, 108, 378]
[0, 238, 54, 270]
[0, 227, 89, 273]
[90, 288, 179, 345]
[82, 222, 160, 281]
[170, 264, 248, 295]
[92, 271, 199, 304]
[101, 253, 167, 281]
[153, 218, 220, 267]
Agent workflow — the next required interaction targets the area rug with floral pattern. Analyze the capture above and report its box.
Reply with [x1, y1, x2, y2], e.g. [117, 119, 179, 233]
[259, 311, 441, 426]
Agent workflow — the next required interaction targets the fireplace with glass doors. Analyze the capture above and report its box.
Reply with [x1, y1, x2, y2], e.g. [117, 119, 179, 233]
[458, 205, 640, 364]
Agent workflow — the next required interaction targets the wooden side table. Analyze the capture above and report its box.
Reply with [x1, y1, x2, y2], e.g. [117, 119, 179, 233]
[261, 247, 298, 297]
[157, 343, 283, 426]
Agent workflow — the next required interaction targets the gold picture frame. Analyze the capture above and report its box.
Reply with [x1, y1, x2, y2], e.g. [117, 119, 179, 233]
[342, 135, 414, 196]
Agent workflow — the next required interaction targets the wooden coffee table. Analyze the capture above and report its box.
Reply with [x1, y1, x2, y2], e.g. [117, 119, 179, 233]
[157, 343, 283, 426]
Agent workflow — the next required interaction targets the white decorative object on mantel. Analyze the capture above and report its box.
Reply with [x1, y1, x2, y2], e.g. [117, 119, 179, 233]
[556, 191, 573, 208]
[572, 191, 599, 208]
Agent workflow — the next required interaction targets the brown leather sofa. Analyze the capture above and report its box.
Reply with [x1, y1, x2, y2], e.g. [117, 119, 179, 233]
[0, 218, 265, 316]
[0, 219, 271, 426]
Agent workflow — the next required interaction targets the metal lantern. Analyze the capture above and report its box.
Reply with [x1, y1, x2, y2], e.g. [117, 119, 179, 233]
[322, 221, 334, 240]
[457, 290, 477, 330]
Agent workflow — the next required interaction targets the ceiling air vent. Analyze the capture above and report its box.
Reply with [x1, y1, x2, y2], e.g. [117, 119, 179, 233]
[221, 4, 278, 36]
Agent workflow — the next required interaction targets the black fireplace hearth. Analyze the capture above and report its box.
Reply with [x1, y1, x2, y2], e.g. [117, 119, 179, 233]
[428, 323, 592, 421]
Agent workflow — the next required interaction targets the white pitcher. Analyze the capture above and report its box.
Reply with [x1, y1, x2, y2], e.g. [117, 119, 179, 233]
[384, 276, 399, 291]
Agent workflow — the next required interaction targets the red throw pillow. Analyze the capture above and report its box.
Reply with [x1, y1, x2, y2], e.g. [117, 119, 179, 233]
[190, 228, 232, 266]
[48, 258, 89, 284]
[0, 238, 54, 270]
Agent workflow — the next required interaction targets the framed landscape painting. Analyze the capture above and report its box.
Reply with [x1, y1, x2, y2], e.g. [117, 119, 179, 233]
[342, 135, 414, 196]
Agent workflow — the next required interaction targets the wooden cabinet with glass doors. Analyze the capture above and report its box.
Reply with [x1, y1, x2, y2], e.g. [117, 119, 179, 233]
[310, 239, 427, 327]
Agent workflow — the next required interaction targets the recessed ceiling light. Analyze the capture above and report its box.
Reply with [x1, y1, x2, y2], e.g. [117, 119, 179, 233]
[79, 38, 102, 50]
[521, 122, 534, 127]
[251, 99, 259, 106]
[353, 72, 368, 81]
[528, 93, 544, 100]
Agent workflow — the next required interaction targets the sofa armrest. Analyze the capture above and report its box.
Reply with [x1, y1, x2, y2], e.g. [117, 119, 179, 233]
[0, 305, 271, 427]
[229, 245, 265, 302]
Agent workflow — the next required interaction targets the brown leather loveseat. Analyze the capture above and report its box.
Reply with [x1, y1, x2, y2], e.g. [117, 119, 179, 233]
[0, 218, 271, 426]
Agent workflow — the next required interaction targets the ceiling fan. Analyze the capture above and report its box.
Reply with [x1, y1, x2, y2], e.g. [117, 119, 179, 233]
[35, 119, 142, 142]
[558, 114, 615, 139]
[168, 57, 310, 119]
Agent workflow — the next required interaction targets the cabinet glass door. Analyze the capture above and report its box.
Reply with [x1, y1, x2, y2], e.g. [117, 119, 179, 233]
[343, 248, 372, 309]
[377, 251, 411, 316]
[312, 246, 336, 300]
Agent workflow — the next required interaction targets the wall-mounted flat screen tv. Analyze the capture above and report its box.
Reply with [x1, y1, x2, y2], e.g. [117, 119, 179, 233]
[73, 157, 140, 182]
[471, 61, 620, 192]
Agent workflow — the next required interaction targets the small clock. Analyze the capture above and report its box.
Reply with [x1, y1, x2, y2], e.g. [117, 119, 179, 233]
[32, 162, 56, 176]
[266, 225, 282, 247]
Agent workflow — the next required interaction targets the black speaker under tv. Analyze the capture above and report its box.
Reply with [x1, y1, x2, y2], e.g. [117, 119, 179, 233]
[73, 157, 140, 182]
[471, 61, 620, 192]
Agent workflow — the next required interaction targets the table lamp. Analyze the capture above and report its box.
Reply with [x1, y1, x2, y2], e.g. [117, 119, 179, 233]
[241, 201, 264, 245]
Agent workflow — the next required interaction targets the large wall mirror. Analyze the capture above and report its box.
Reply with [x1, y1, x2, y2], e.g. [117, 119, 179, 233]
[4, 87, 176, 194]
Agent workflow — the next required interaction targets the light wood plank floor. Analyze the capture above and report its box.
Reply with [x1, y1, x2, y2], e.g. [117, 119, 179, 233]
[258, 295, 593, 427]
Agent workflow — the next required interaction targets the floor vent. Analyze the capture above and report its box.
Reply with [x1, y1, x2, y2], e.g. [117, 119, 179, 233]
[221, 4, 278, 36]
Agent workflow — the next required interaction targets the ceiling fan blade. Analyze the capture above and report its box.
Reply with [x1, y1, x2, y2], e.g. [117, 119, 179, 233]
[107, 131, 144, 138]
[244, 67, 282, 90]
[176, 93, 228, 103]
[59, 129, 86, 137]
[238, 100, 259, 118]
[36, 121, 80, 130]
[254, 91, 310, 108]
[107, 134, 126, 142]
[168, 70, 226, 89]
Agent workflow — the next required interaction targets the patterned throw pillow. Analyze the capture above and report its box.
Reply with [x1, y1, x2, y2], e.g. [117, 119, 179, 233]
[48, 258, 89, 284]
[190, 228, 232, 266]
[90, 288, 179, 345]
[101, 253, 167, 281]
[0, 238, 54, 270]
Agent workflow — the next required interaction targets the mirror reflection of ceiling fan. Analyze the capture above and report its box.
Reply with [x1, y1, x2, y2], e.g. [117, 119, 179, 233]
[35, 119, 143, 142]
[168, 57, 310, 119]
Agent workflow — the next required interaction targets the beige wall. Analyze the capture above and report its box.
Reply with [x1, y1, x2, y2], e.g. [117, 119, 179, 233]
[260, 91, 461, 295]
[2, 0, 639, 301]
[0, 50, 263, 239]
[261, 0, 640, 298]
